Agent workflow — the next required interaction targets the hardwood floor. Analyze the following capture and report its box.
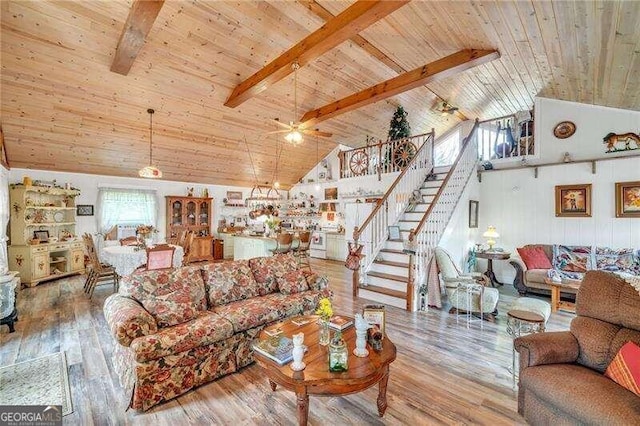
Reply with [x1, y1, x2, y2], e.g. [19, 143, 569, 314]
[0, 259, 574, 425]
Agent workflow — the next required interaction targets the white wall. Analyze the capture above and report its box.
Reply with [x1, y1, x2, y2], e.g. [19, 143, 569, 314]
[534, 97, 640, 164]
[479, 156, 640, 283]
[8, 168, 251, 240]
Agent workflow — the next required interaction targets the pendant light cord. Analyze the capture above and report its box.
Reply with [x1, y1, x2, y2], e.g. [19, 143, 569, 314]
[148, 108, 155, 166]
[292, 62, 300, 123]
[244, 135, 260, 186]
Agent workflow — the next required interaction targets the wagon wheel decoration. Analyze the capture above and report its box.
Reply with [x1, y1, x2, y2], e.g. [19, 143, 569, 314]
[349, 150, 369, 176]
[393, 140, 417, 169]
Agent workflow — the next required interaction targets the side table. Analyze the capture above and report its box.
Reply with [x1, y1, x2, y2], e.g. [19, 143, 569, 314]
[476, 251, 511, 287]
[544, 278, 581, 313]
[506, 309, 545, 388]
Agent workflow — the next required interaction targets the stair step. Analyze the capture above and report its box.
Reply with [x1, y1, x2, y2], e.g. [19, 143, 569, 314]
[358, 284, 406, 299]
[373, 260, 409, 268]
[388, 238, 404, 242]
[398, 219, 420, 223]
[380, 249, 405, 254]
[367, 271, 407, 282]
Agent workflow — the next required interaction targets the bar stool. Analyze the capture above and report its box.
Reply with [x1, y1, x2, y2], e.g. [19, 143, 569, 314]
[293, 231, 311, 270]
[270, 232, 293, 255]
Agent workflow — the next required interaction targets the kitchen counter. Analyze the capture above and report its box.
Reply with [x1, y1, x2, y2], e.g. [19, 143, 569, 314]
[233, 234, 279, 260]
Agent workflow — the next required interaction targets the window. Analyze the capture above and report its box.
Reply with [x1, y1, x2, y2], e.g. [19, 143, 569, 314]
[434, 131, 461, 166]
[97, 188, 157, 233]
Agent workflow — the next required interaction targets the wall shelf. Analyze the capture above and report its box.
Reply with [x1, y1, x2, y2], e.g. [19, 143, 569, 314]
[477, 151, 640, 181]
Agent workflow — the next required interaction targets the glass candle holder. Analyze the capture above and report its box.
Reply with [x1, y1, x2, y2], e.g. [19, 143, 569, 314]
[328, 331, 348, 372]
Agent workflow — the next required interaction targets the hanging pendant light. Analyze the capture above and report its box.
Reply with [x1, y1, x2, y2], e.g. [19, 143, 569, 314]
[139, 108, 162, 178]
[285, 62, 303, 145]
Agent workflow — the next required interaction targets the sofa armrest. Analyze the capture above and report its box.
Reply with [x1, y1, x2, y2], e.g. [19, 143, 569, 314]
[103, 294, 158, 347]
[509, 257, 529, 296]
[514, 331, 579, 371]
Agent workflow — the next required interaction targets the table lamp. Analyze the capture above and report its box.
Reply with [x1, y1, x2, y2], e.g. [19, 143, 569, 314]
[482, 225, 499, 251]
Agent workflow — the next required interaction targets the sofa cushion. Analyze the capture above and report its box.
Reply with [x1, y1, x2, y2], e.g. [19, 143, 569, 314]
[518, 246, 552, 269]
[120, 266, 207, 328]
[605, 341, 640, 397]
[277, 269, 310, 294]
[202, 260, 261, 307]
[525, 269, 551, 285]
[521, 364, 640, 424]
[571, 316, 621, 372]
[213, 295, 296, 333]
[248, 253, 299, 295]
[130, 311, 234, 362]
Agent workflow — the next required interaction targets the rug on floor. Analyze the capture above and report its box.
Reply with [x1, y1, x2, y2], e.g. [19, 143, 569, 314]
[0, 351, 73, 415]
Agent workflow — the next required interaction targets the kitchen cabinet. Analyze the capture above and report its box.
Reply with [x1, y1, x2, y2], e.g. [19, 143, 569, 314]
[166, 196, 213, 261]
[220, 233, 235, 259]
[233, 235, 276, 260]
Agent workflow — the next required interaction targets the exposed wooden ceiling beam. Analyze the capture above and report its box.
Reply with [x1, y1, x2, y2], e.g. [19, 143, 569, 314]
[110, 0, 165, 76]
[300, 49, 500, 127]
[224, 0, 410, 108]
[300, 0, 468, 121]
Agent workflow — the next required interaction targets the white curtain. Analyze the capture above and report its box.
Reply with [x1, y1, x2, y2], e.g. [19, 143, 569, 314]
[97, 187, 158, 234]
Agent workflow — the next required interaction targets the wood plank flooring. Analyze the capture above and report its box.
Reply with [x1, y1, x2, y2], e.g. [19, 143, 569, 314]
[0, 259, 574, 425]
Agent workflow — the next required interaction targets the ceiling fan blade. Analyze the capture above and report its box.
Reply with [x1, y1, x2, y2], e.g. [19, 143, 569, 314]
[271, 119, 292, 129]
[303, 129, 333, 138]
[266, 130, 291, 134]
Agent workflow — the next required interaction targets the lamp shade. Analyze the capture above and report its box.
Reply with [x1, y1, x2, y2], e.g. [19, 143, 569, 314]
[482, 226, 499, 239]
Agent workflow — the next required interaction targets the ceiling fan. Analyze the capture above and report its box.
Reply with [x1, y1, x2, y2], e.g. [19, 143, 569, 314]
[436, 100, 459, 116]
[267, 62, 332, 144]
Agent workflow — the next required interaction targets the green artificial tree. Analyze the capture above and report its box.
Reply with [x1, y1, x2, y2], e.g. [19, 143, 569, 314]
[388, 106, 411, 141]
[385, 106, 412, 167]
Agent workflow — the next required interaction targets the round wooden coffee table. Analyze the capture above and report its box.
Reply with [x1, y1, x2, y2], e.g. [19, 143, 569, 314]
[254, 316, 397, 425]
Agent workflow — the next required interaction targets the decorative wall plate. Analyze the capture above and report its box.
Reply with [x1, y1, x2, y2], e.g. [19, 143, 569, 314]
[53, 211, 64, 222]
[553, 121, 576, 139]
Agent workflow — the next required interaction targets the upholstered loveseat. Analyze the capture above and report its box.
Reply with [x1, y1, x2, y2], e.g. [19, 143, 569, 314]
[514, 271, 640, 424]
[103, 253, 330, 411]
[510, 244, 639, 295]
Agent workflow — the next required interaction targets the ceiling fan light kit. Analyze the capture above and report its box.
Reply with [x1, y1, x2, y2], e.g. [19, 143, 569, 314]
[139, 108, 162, 178]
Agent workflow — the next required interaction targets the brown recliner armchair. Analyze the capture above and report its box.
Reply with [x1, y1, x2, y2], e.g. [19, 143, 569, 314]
[515, 270, 640, 424]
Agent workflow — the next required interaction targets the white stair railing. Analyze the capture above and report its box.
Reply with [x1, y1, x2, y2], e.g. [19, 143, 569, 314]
[352, 131, 435, 298]
[408, 120, 481, 310]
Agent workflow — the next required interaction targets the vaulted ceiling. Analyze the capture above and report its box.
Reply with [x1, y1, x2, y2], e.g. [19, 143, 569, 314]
[2, 1, 639, 187]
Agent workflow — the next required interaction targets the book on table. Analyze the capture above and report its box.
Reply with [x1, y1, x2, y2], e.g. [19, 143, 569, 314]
[327, 315, 353, 331]
[253, 336, 294, 365]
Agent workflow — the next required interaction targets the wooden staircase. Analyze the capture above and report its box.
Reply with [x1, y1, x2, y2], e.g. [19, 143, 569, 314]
[358, 166, 451, 309]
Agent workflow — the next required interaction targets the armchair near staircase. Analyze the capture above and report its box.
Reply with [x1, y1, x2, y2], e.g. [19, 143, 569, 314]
[434, 247, 499, 320]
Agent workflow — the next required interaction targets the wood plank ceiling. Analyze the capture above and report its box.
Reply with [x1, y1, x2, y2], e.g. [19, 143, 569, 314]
[2, 1, 639, 187]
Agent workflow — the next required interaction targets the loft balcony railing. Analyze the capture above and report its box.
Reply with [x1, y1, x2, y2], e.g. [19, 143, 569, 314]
[477, 113, 534, 163]
[338, 134, 432, 179]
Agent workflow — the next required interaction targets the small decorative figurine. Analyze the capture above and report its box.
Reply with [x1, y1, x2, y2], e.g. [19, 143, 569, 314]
[563, 152, 572, 163]
[353, 314, 371, 357]
[290, 332, 306, 371]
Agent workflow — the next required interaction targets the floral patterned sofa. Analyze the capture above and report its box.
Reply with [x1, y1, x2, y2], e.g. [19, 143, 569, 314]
[103, 253, 330, 411]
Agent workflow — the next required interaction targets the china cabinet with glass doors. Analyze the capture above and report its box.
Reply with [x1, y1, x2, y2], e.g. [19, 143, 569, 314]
[165, 196, 213, 261]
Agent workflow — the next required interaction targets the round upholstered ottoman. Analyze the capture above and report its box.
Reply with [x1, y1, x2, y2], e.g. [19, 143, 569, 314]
[510, 297, 551, 324]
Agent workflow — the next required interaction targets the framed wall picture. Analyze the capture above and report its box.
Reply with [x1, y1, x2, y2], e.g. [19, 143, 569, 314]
[615, 181, 640, 218]
[388, 226, 401, 240]
[468, 200, 479, 228]
[33, 230, 49, 242]
[76, 204, 94, 216]
[324, 187, 338, 200]
[363, 304, 386, 337]
[227, 191, 243, 201]
[555, 184, 592, 217]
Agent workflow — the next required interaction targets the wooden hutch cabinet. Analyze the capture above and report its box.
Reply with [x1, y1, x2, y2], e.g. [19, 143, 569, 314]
[165, 196, 213, 262]
[8, 184, 84, 287]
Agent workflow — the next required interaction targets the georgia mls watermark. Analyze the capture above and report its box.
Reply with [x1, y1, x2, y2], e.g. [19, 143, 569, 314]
[0, 405, 62, 426]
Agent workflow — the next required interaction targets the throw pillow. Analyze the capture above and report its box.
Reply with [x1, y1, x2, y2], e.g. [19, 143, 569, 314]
[517, 246, 552, 269]
[201, 260, 261, 307]
[120, 266, 207, 328]
[277, 269, 310, 294]
[604, 341, 640, 397]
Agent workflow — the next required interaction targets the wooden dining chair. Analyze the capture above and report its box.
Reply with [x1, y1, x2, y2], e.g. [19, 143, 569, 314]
[119, 236, 138, 246]
[145, 244, 176, 271]
[292, 231, 311, 270]
[82, 233, 119, 298]
[270, 232, 293, 255]
[182, 231, 195, 265]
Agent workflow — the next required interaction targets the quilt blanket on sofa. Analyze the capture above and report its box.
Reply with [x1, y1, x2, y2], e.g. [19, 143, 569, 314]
[551, 245, 640, 281]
